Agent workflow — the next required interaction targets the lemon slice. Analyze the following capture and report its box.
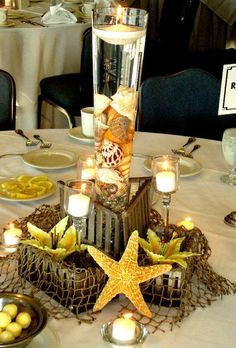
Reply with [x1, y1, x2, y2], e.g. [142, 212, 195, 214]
[35, 180, 54, 191]
[29, 175, 49, 184]
[16, 175, 33, 185]
[30, 184, 47, 196]
[15, 188, 37, 199]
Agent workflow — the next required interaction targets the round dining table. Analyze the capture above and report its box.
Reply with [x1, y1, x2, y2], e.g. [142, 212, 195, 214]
[0, 129, 235, 348]
[0, 3, 90, 129]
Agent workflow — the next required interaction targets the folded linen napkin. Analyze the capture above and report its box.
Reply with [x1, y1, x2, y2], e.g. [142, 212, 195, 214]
[41, 3, 77, 25]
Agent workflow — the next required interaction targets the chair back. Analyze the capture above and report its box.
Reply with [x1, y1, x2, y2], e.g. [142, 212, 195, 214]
[139, 68, 236, 140]
[0, 69, 16, 130]
[80, 27, 93, 106]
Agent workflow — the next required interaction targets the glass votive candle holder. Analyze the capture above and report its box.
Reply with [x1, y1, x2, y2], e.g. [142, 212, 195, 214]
[77, 154, 95, 180]
[151, 155, 179, 194]
[101, 314, 148, 347]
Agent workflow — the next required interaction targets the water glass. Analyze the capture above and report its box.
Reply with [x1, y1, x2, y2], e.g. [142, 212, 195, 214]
[221, 128, 236, 185]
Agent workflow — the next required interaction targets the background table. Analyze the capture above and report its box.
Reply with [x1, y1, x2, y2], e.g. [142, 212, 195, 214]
[0, 129, 235, 347]
[0, 4, 89, 129]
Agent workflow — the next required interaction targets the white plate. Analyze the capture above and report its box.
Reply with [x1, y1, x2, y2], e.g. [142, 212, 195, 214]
[0, 177, 56, 202]
[0, 21, 15, 27]
[22, 149, 77, 169]
[68, 126, 94, 144]
[144, 157, 202, 178]
[28, 326, 61, 348]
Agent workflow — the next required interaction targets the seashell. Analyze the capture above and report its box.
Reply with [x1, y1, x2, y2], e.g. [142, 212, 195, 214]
[111, 86, 138, 121]
[101, 139, 123, 167]
[97, 168, 124, 184]
[94, 94, 111, 116]
[120, 141, 133, 156]
[95, 150, 104, 166]
[106, 106, 120, 126]
[109, 115, 131, 143]
[118, 155, 132, 180]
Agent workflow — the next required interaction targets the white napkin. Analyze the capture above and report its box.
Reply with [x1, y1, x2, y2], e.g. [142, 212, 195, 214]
[41, 3, 77, 25]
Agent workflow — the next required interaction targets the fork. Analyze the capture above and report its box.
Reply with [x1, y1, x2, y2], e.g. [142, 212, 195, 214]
[174, 144, 201, 158]
[33, 135, 52, 149]
[15, 129, 39, 146]
[172, 137, 196, 155]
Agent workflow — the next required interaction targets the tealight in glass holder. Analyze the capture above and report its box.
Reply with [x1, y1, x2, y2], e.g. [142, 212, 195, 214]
[77, 154, 95, 180]
[64, 180, 94, 247]
[101, 313, 148, 347]
[152, 155, 180, 229]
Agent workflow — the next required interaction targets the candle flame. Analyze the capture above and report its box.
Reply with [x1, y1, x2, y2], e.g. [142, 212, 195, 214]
[163, 160, 169, 170]
[116, 5, 122, 25]
[185, 217, 192, 222]
[87, 157, 93, 167]
[81, 183, 86, 192]
[123, 313, 132, 320]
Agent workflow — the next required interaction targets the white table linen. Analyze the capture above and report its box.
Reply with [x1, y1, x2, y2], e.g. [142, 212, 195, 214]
[0, 129, 235, 348]
[0, 7, 89, 129]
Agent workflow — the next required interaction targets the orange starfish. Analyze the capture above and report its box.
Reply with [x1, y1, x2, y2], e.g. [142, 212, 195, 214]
[87, 230, 172, 318]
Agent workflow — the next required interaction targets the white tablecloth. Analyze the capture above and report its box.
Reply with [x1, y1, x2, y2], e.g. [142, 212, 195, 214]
[0, 5, 89, 129]
[0, 129, 235, 348]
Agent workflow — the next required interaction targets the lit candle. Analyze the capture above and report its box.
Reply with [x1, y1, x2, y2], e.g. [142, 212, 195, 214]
[93, 6, 146, 45]
[112, 314, 136, 343]
[68, 193, 90, 217]
[3, 224, 22, 251]
[155, 171, 176, 193]
[81, 157, 95, 180]
[177, 217, 194, 230]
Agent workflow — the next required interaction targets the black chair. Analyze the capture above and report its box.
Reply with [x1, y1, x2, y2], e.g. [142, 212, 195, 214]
[138, 68, 236, 140]
[0, 69, 16, 130]
[37, 27, 93, 128]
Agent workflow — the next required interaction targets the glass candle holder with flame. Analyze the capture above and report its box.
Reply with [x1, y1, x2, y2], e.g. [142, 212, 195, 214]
[152, 155, 180, 229]
[64, 180, 94, 247]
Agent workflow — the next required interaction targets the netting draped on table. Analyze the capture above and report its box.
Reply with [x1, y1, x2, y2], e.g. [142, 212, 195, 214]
[0, 204, 235, 331]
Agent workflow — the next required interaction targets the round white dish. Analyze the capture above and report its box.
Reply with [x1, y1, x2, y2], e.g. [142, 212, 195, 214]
[28, 326, 61, 348]
[0, 177, 56, 202]
[144, 157, 202, 177]
[68, 126, 94, 144]
[0, 21, 15, 27]
[22, 149, 78, 169]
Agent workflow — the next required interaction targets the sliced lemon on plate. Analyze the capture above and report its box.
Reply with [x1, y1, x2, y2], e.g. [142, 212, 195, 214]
[0, 175, 55, 200]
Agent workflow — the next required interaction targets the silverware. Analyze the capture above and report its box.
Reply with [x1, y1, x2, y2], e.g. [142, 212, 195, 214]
[0, 153, 24, 159]
[33, 134, 52, 149]
[21, 19, 46, 27]
[15, 129, 39, 146]
[175, 144, 201, 158]
[172, 137, 196, 155]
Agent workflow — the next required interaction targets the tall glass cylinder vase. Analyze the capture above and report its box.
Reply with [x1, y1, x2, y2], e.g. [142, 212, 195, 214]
[92, 6, 148, 212]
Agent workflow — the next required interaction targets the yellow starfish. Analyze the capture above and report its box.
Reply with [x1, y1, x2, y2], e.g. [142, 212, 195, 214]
[87, 230, 172, 318]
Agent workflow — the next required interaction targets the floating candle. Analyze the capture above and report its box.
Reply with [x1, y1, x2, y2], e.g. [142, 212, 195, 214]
[112, 314, 136, 343]
[177, 217, 194, 230]
[68, 193, 90, 217]
[155, 171, 176, 193]
[93, 25, 146, 45]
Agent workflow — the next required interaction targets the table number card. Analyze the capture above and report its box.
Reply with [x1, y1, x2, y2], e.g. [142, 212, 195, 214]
[218, 64, 236, 115]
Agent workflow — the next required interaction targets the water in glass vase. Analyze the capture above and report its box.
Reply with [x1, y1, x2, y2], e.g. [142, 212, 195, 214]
[92, 7, 148, 212]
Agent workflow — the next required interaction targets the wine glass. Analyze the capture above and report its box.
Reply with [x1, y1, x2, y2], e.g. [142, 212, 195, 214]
[151, 155, 180, 230]
[221, 128, 236, 185]
[64, 180, 94, 248]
